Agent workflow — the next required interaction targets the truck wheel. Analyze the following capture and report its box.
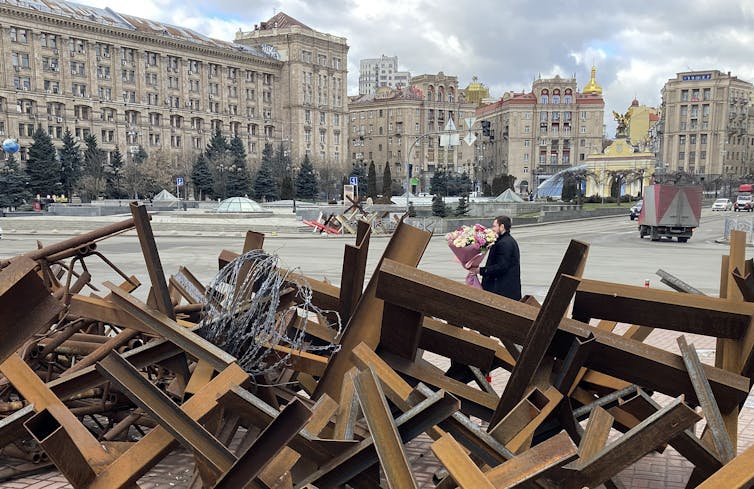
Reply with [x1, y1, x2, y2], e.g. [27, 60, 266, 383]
[678, 237, 688, 243]
[650, 230, 660, 241]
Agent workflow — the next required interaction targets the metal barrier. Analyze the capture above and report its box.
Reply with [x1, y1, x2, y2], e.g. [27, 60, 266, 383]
[724, 216, 754, 243]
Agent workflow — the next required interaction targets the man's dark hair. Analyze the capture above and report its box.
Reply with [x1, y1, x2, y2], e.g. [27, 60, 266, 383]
[494, 215, 512, 231]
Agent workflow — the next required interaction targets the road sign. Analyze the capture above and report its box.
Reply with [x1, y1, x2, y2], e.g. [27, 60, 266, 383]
[349, 176, 358, 185]
[464, 117, 476, 130]
[176, 177, 184, 186]
[463, 132, 477, 146]
[444, 118, 456, 132]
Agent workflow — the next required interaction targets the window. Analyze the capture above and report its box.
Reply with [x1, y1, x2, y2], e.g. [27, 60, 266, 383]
[552, 95, 560, 104]
[691, 89, 700, 101]
[72, 83, 87, 97]
[564, 95, 572, 104]
[580, 111, 587, 121]
[333, 113, 340, 126]
[98, 86, 112, 101]
[681, 89, 689, 102]
[302, 50, 312, 63]
[540, 112, 548, 122]
[10, 27, 28, 44]
[679, 135, 686, 145]
[320, 112, 326, 125]
[680, 105, 688, 117]
[524, 139, 530, 147]
[11, 52, 30, 68]
[40, 33, 58, 49]
[540, 95, 548, 104]
[701, 151, 707, 160]
[690, 134, 697, 145]
[580, 126, 586, 134]
[701, 133, 708, 144]
[524, 125, 530, 133]
[703, 88, 711, 101]
[703, 104, 710, 117]
[304, 129, 311, 143]
[679, 151, 685, 160]
[305, 110, 311, 124]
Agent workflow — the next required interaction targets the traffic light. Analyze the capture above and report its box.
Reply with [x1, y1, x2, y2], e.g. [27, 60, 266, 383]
[481, 120, 491, 137]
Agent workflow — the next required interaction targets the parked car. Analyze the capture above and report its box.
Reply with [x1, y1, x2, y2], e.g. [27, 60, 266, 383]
[735, 194, 753, 212]
[629, 200, 643, 220]
[712, 198, 733, 211]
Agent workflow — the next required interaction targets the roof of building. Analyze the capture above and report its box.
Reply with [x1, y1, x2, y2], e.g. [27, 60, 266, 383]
[349, 86, 424, 105]
[582, 65, 603, 95]
[259, 12, 313, 31]
[0, 0, 276, 59]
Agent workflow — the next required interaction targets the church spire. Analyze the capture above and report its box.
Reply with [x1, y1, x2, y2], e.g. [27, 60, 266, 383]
[582, 65, 603, 95]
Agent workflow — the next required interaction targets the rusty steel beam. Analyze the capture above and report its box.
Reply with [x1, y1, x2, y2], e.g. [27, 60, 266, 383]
[562, 397, 700, 489]
[63, 328, 140, 375]
[419, 318, 498, 372]
[655, 268, 705, 295]
[339, 220, 371, 322]
[296, 388, 459, 489]
[87, 362, 249, 489]
[490, 273, 581, 426]
[353, 367, 418, 489]
[677, 335, 736, 464]
[0, 404, 35, 448]
[24, 405, 98, 488]
[573, 277, 753, 338]
[96, 352, 236, 476]
[696, 442, 754, 488]
[577, 406, 614, 461]
[68, 295, 154, 333]
[129, 203, 175, 319]
[481, 431, 577, 488]
[213, 399, 312, 489]
[374, 259, 750, 412]
[313, 220, 431, 402]
[0, 257, 65, 364]
[431, 433, 495, 489]
[105, 282, 235, 371]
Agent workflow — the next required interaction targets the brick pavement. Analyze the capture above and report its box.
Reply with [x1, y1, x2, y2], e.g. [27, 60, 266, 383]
[1, 325, 752, 489]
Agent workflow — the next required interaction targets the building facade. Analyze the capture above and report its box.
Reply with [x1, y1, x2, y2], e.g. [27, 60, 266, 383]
[659, 70, 753, 179]
[476, 70, 605, 195]
[358, 55, 411, 95]
[626, 98, 658, 150]
[348, 72, 478, 193]
[1, 0, 288, 171]
[236, 13, 349, 195]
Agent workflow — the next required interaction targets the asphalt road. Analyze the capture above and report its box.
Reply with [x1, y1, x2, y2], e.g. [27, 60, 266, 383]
[0, 209, 748, 301]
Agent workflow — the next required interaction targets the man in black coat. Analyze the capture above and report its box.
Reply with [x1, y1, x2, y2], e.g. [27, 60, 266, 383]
[477, 215, 521, 300]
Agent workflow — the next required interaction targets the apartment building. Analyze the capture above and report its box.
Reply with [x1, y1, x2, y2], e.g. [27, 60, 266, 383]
[235, 12, 349, 187]
[476, 69, 605, 194]
[348, 72, 479, 194]
[358, 55, 411, 95]
[659, 70, 753, 178]
[0, 0, 288, 168]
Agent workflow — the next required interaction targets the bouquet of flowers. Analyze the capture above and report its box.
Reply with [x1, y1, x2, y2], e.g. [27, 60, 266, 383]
[445, 224, 498, 289]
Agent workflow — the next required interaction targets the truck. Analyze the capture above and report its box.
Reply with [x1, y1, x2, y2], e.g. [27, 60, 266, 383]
[638, 184, 702, 242]
[734, 183, 753, 212]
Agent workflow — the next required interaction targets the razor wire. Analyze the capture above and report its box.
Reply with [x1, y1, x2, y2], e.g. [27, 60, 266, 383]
[198, 249, 342, 380]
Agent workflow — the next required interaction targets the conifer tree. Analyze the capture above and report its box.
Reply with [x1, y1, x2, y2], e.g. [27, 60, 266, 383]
[105, 146, 126, 198]
[59, 128, 82, 200]
[253, 145, 279, 201]
[280, 174, 294, 200]
[431, 194, 448, 217]
[295, 153, 318, 200]
[227, 135, 250, 197]
[367, 161, 378, 199]
[191, 153, 214, 200]
[454, 194, 470, 217]
[0, 155, 30, 209]
[26, 127, 61, 197]
[382, 162, 393, 197]
[81, 134, 107, 200]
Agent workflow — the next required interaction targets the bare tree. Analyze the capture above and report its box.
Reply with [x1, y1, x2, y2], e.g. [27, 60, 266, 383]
[562, 167, 600, 205]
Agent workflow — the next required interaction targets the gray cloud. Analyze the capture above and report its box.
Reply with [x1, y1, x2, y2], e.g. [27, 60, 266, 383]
[101, 0, 754, 136]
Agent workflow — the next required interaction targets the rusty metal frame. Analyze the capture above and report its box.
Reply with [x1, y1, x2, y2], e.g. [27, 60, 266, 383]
[95, 352, 236, 476]
[213, 399, 312, 489]
[431, 433, 495, 489]
[373, 259, 750, 412]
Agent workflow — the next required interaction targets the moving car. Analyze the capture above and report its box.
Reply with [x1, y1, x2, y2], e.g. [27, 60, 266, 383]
[712, 198, 733, 211]
[735, 194, 753, 212]
[629, 200, 643, 220]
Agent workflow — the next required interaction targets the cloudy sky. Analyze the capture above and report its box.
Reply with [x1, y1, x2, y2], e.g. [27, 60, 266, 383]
[84, 0, 754, 135]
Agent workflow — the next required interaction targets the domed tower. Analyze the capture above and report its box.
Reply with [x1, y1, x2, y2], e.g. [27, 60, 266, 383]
[582, 65, 603, 95]
[463, 76, 491, 107]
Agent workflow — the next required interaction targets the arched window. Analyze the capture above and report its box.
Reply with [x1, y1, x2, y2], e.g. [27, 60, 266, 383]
[552, 89, 561, 105]
[448, 87, 455, 103]
[427, 85, 434, 102]
[437, 86, 445, 103]
[564, 88, 572, 104]
[540, 89, 549, 105]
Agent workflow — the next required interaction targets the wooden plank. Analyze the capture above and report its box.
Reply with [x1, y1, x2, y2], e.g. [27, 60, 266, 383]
[573, 277, 754, 339]
[430, 433, 495, 489]
[490, 274, 581, 426]
[577, 406, 614, 461]
[374, 259, 750, 412]
[352, 367, 418, 489]
[677, 335, 735, 463]
[313, 220, 431, 401]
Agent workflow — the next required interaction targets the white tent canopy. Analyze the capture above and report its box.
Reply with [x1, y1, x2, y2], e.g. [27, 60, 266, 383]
[494, 188, 525, 202]
[153, 189, 179, 201]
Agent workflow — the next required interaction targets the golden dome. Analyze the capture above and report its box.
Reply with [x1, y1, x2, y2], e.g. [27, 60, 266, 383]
[582, 65, 603, 95]
[464, 75, 490, 106]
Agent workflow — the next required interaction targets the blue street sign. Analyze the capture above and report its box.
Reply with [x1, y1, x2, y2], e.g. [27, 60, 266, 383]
[349, 176, 358, 185]
[176, 177, 184, 186]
